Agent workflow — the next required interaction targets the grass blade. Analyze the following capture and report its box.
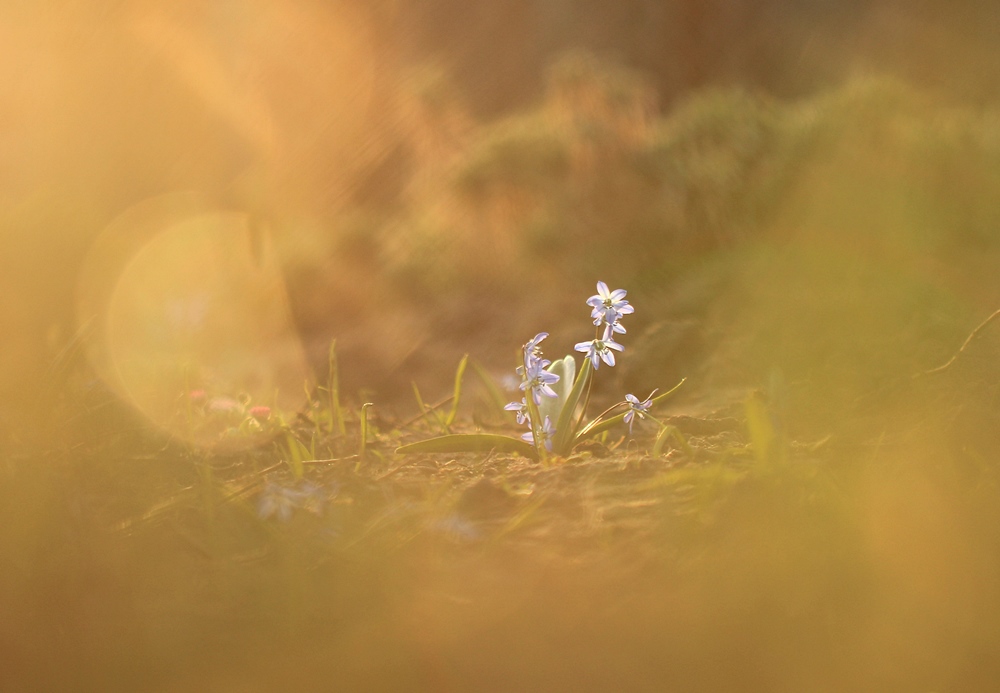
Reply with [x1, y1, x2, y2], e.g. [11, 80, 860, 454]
[412, 381, 449, 433]
[745, 390, 783, 466]
[285, 431, 307, 480]
[328, 339, 346, 436]
[445, 354, 469, 427]
[652, 424, 694, 457]
[360, 402, 374, 455]
[470, 358, 508, 416]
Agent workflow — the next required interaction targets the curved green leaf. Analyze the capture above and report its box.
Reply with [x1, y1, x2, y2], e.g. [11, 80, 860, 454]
[538, 355, 575, 426]
[552, 359, 592, 456]
[395, 434, 537, 459]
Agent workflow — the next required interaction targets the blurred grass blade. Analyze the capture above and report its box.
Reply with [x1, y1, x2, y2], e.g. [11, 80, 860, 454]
[577, 378, 686, 440]
[360, 402, 374, 455]
[445, 354, 469, 427]
[411, 381, 428, 415]
[396, 434, 537, 460]
[745, 390, 776, 466]
[285, 431, 307, 480]
[652, 424, 694, 457]
[471, 358, 508, 416]
[328, 339, 346, 436]
[412, 381, 449, 433]
[494, 493, 548, 540]
[358, 403, 374, 470]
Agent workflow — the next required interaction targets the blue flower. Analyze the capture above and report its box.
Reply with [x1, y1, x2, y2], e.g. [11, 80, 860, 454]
[574, 327, 624, 369]
[504, 397, 530, 425]
[587, 281, 634, 328]
[516, 334, 561, 406]
[521, 415, 555, 451]
[519, 357, 561, 404]
[623, 390, 657, 433]
[517, 334, 552, 381]
[523, 332, 549, 361]
[606, 319, 627, 335]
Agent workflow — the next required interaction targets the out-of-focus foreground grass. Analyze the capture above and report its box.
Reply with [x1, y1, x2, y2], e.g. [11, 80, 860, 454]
[6, 11, 1000, 690]
[5, 384, 1000, 691]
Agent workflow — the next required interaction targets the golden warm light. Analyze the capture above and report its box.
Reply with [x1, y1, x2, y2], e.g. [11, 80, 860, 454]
[5, 2, 1000, 691]
[77, 193, 312, 450]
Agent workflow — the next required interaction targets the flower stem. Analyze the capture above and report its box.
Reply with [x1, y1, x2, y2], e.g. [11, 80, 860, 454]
[586, 401, 628, 430]
[573, 324, 602, 431]
[525, 393, 548, 464]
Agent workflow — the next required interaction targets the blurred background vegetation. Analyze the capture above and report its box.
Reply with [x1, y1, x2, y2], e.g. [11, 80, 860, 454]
[5, 0, 1000, 438]
[6, 1, 1000, 690]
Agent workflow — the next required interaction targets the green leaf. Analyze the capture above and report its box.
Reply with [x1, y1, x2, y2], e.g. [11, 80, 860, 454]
[538, 355, 575, 426]
[551, 359, 592, 456]
[395, 434, 537, 460]
[445, 354, 469, 427]
[576, 378, 686, 440]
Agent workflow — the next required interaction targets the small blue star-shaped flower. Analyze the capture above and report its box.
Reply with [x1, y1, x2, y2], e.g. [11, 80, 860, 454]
[516, 332, 552, 382]
[574, 327, 625, 369]
[504, 398, 530, 425]
[521, 415, 556, 451]
[519, 350, 560, 405]
[587, 281, 634, 328]
[523, 332, 549, 359]
[623, 390, 657, 433]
